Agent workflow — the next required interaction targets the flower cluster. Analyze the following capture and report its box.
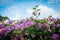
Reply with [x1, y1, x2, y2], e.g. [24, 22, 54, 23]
[0, 16, 60, 40]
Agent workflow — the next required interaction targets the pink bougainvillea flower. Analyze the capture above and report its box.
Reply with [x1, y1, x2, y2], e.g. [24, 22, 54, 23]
[52, 34, 59, 40]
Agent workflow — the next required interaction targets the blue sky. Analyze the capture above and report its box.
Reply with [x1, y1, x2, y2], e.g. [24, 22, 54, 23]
[0, 0, 60, 20]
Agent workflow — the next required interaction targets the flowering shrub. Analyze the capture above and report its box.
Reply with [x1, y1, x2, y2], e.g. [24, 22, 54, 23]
[0, 6, 60, 40]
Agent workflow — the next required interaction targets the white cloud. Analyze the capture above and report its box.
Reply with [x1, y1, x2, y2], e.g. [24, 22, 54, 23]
[38, 5, 60, 18]
[48, 0, 56, 3]
[2, 5, 60, 20]
[3, 5, 21, 20]
[7, 5, 21, 14]
[48, 0, 60, 4]
[26, 5, 60, 19]
[10, 14, 20, 20]
[39, 5, 60, 17]
[27, 8, 33, 15]
[37, 5, 54, 13]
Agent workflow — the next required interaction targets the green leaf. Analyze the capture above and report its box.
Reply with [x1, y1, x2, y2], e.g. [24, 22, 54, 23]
[35, 5, 39, 8]
[4, 23, 9, 26]
[37, 9, 40, 11]
[33, 8, 36, 10]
